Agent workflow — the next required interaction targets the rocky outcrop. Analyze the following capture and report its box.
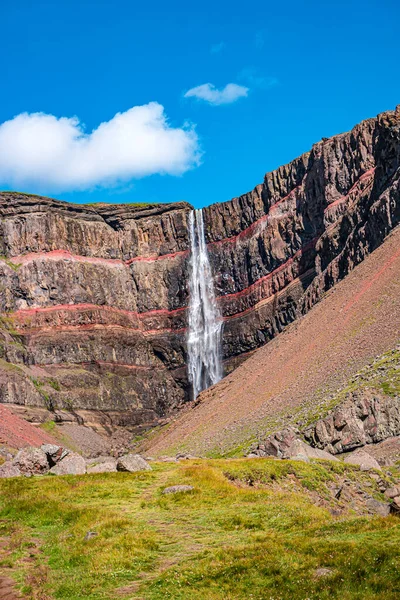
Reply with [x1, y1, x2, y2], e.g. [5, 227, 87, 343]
[0, 106, 400, 427]
[303, 390, 400, 454]
[0, 445, 151, 478]
[253, 427, 338, 462]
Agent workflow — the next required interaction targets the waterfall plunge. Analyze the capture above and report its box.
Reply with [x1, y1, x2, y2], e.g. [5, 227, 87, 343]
[187, 209, 223, 400]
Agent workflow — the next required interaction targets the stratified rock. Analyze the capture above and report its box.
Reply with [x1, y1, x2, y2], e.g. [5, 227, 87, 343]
[0, 462, 21, 478]
[86, 457, 117, 473]
[162, 485, 194, 494]
[343, 450, 382, 471]
[13, 447, 49, 474]
[0, 105, 399, 430]
[304, 391, 400, 454]
[49, 452, 86, 475]
[116, 454, 152, 473]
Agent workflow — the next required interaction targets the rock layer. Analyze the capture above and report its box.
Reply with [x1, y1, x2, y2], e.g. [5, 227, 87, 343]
[0, 106, 400, 426]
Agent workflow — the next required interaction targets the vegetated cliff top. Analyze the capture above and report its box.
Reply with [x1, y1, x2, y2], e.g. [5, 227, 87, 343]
[0, 190, 192, 221]
[144, 224, 400, 458]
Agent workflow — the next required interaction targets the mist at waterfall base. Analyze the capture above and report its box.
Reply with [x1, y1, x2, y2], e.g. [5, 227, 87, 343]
[187, 210, 223, 400]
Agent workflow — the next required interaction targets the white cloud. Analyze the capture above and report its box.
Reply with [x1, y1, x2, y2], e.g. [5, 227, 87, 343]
[0, 103, 200, 192]
[184, 83, 249, 106]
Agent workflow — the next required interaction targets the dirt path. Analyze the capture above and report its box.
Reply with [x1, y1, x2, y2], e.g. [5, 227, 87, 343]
[146, 225, 400, 457]
[0, 539, 20, 600]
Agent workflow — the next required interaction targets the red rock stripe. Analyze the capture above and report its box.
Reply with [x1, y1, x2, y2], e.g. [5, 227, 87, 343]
[217, 237, 318, 303]
[222, 269, 315, 321]
[13, 302, 186, 319]
[17, 323, 187, 337]
[126, 250, 189, 264]
[4, 169, 375, 268]
[10, 249, 126, 267]
[324, 168, 375, 212]
[11, 238, 318, 327]
[35, 360, 160, 371]
[208, 185, 302, 248]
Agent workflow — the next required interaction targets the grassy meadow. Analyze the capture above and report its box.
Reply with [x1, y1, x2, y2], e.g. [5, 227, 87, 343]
[0, 458, 399, 599]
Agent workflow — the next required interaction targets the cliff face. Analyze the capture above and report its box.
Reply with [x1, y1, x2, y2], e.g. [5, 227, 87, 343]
[0, 106, 399, 428]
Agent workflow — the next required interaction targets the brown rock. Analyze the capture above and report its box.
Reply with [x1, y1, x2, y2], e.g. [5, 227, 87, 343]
[384, 486, 400, 500]
[343, 450, 382, 471]
[49, 452, 86, 475]
[12, 447, 49, 474]
[86, 457, 117, 473]
[116, 454, 151, 473]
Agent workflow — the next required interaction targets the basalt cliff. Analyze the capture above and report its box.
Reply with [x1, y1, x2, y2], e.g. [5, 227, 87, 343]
[0, 105, 399, 432]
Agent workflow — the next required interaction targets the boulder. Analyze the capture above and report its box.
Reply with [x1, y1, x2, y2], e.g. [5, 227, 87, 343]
[41, 444, 67, 466]
[13, 447, 49, 474]
[86, 457, 117, 473]
[287, 439, 339, 462]
[162, 485, 194, 494]
[116, 454, 152, 473]
[384, 486, 400, 500]
[343, 450, 382, 471]
[0, 462, 22, 478]
[49, 452, 86, 475]
[365, 497, 390, 516]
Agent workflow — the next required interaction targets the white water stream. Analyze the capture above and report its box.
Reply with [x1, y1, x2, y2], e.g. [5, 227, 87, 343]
[187, 209, 223, 399]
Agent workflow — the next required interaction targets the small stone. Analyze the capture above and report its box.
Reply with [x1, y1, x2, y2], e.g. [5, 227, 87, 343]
[313, 568, 333, 578]
[162, 485, 194, 495]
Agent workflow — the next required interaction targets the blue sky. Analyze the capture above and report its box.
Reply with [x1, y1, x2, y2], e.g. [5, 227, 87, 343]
[1, 0, 399, 208]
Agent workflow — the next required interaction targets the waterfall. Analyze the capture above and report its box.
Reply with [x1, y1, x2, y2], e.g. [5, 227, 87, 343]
[187, 209, 223, 399]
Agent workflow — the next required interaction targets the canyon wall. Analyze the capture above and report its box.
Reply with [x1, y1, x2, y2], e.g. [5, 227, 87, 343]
[0, 105, 399, 428]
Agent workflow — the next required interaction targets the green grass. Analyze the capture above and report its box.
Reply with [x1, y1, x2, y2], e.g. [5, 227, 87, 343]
[0, 459, 399, 599]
